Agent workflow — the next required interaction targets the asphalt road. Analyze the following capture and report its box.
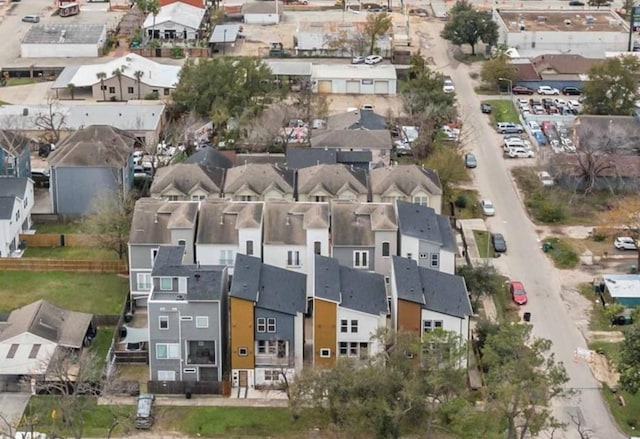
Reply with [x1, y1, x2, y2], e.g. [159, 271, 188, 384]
[421, 25, 627, 439]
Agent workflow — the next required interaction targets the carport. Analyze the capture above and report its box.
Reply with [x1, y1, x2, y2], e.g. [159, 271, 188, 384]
[264, 60, 312, 91]
[209, 24, 242, 55]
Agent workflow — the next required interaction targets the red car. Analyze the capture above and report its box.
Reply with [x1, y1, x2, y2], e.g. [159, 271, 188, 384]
[512, 85, 535, 95]
[510, 281, 528, 305]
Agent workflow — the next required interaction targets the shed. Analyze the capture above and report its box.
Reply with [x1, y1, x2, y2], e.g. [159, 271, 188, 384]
[241, 2, 283, 25]
[311, 64, 397, 95]
[21, 24, 107, 58]
[602, 275, 640, 307]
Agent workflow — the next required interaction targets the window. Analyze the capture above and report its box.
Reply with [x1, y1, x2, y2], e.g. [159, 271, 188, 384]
[267, 317, 276, 333]
[167, 195, 179, 201]
[382, 242, 390, 257]
[191, 194, 205, 201]
[314, 241, 321, 255]
[350, 320, 358, 333]
[157, 370, 176, 381]
[152, 89, 159, 94]
[338, 342, 370, 359]
[287, 250, 300, 267]
[413, 196, 429, 205]
[430, 254, 439, 268]
[24, 198, 28, 208]
[29, 344, 41, 359]
[15, 211, 20, 221]
[320, 348, 331, 358]
[100, 85, 106, 91]
[407, 253, 412, 260]
[177, 239, 186, 247]
[6, 344, 18, 359]
[264, 369, 280, 381]
[178, 277, 187, 293]
[256, 317, 266, 333]
[256, 340, 287, 357]
[423, 320, 443, 333]
[156, 343, 180, 359]
[340, 319, 348, 333]
[314, 195, 327, 202]
[219, 250, 234, 265]
[136, 273, 151, 291]
[164, 88, 170, 96]
[238, 347, 248, 356]
[159, 316, 169, 330]
[195, 316, 209, 328]
[385, 276, 390, 285]
[246, 240, 254, 256]
[127, 86, 134, 94]
[108, 86, 116, 93]
[353, 251, 368, 269]
[160, 277, 172, 290]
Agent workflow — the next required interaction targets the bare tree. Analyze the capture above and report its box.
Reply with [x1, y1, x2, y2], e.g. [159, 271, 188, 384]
[244, 102, 300, 151]
[34, 97, 67, 145]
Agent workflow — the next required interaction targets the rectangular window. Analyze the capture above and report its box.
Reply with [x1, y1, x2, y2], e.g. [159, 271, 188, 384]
[127, 86, 134, 94]
[100, 85, 106, 91]
[314, 196, 327, 202]
[29, 344, 41, 359]
[191, 194, 205, 201]
[430, 254, 439, 268]
[151, 248, 159, 266]
[314, 241, 322, 255]
[160, 277, 172, 290]
[351, 319, 358, 333]
[159, 316, 169, 330]
[219, 250, 234, 265]
[413, 196, 428, 205]
[246, 240, 254, 256]
[157, 370, 176, 381]
[183, 368, 196, 373]
[178, 277, 187, 293]
[423, 320, 443, 333]
[256, 317, 266, 333]
[353, 251, 368, 269]
[6, 344, 18, 359]
[156, 343, 180, 359]
[407, 253, 412, 260]
[195, 316, 209, 328]
[382, 242, 390, 257]
[287, 250, 300, 267]
[264, 369, 280, 381]
[152, 89, 159, 94]
[256, 340, 287, 357]
[136, 273, 151, 291]
[238, 347, 248, 356]
[340, 319, 348, 333]
[267, 317, 276, 333]
[164, 88, 170, 96]
[320, 348, 331, 358]
[108, 86, 116, 93]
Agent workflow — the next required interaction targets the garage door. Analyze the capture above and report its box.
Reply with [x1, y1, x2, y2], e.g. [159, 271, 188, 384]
[374, 80, 389, 94]
[318, 80, 332, 94]
[346, 80, 360, 94]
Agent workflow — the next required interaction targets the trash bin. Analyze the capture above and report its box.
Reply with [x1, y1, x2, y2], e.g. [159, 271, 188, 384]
[185, 387, 193, 399]
[631, 265, 637, 274]
[542, 242, 553, 252]
[523, 312, 531, 322]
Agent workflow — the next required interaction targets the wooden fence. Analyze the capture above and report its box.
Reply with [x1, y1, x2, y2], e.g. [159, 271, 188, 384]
[20, 233, 98, 248]
[0, 258, 127, 273]
[147, 380, 228, 395]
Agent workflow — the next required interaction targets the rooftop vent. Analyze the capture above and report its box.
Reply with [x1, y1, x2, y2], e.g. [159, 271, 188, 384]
[585, 15, 595, 24]
[564, 19, 571, 26]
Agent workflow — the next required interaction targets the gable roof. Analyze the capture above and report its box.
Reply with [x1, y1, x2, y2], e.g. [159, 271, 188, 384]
[326, 109, 387, 130]
[196, 200, 264, 245]
[224, 163, 294, 196]
[185, 146, 233, 169]
[234, 153, 286, 166]
[48, 125, 136, 167]
[0, 300, 93, 348]
[311, 130, 392, 150]
[297, 164, 368, 198]
[231, 254, 306, 315]
[129, 198, 199, 244]
[0, 130, 31, 157]
[396, 200, 456, 252]
[370, 164, 442, 197]
[150, 163, 225, 197]
[286, 147, 372, 169]
[339, 263, 388, 315]
[392, 256, 472, 318]
[0, 178, 29, 220]
[313, 255, 341, 302]
[331, 202, 397, 246]
[263, 201, 329, 245]
[143, 2, 206, 30]
[512, 61, 539, 81]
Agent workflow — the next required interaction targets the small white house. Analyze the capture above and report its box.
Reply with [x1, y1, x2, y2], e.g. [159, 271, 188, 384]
[0, 178, 33, 258]
[241, 2, 283, 25]
[21, 24, 107, 58]
[311, 64, 397, 95]
[143, 2, 206, 40]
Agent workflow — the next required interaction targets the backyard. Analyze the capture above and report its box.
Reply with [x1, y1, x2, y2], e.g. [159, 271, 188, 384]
[23, 247, 120, 260]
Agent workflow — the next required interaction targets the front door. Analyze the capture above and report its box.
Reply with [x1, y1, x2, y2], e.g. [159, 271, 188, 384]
[238, 370, 248, 387]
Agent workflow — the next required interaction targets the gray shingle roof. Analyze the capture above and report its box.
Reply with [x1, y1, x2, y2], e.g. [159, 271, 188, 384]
[0, 178, 29, 220]
[150, 163, 225, 198]
[313, 255, 341, 302]
[336, 150, 372, 164]
[0, 197, 14, 220]
[286, 147, 337, 169]
[48, 125, 137, 167]
[129, 199, 199, 244]
[224, 163, 294, 197]
[370, 164, 442, 198]
[339, 264, 387, 315]
[231, 254, 306, 315]
[297, 164, 368, 199]
[234, 153, 286, 166]
[326, 109, 387, 130]
[311, 129, 392, 150]
[396, 200, 455, 251]
[392, 256, 471, 318]
[331, 202, 397, 246]
[196, 200, 263, 245]
[185, 146, 233, 169]
[263, 201, 329, 245]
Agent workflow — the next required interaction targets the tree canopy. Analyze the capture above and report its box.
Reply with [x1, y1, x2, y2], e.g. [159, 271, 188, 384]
[82, 188, 135, 259]
[618, 324, 640, 393]
[582, 55, 640, 115]
[363, 12, 393, 55]
[481, 55, 518, 91]
[441, 2, 498, 55]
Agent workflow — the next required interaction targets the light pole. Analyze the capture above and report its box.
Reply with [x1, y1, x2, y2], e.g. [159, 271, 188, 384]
[498, 77, 513, 100]
[222, 29, 227, 55]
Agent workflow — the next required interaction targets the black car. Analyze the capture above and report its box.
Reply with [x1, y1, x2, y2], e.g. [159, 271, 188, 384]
[512, 85, 535, 95]
[569, 1, 585, 5]
[491, 233, 507, 253]
[562, 86, 581, 96]
[481, 103, 492, 114]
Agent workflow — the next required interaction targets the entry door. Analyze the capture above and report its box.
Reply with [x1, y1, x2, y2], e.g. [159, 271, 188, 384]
[238, 370, 248, 387]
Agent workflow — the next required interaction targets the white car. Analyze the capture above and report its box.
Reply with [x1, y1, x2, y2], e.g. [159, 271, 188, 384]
[568, 100, 581, 111]
[352, 55, 365, 64]
[538, 171, 554, 187]
[528, 120, 541, 131]
[537, 85, 560, 95]
[442, 125, 460, 141]
[562, 137, 576, 152]
[364, 55, 383, 64]
[443, 79, 455, 93]
[507, 147, 535, 158]
[614, 237, 638, 250]
[481, 199, 495, 216]
[504, 137, 525, 148]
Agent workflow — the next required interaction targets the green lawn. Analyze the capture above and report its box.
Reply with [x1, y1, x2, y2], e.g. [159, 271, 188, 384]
[602, 385, 640, 434]
[493, 280, 520, 323]
[450, 189, 482, 220]
[35, 222, 84, 234]
[23, 247, 119, 260]
[542, 237, 579, 269]
[91, 326, 116, 372]
[473, 230, 492, 258]
[6, 77, 38, 86]
[0, 271, 127, 314]
[483, 99, 520, 124]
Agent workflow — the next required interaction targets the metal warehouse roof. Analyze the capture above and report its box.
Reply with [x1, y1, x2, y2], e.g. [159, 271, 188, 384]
[22, 24, 105, 45]
[603, 274, 640, 299]
[209, 24, 241, 43]
[311, 64, 397, 80]
[264, 60, 312, 76]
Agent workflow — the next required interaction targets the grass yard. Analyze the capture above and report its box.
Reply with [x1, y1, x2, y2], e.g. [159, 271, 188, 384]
[34, 222, 84, 234]
[542, 237, 579, 269]
[0, 271, 127, 314]
[493, 280, 521, 323]
[450, 189, 482, 219]
[577, 283, 614, 331]
[473, 230, 492, 258]
[91, 326, 116, 371]
[483, 99, 519, 124]
[602, 386, 640, 434]
[23, 247, 119, 260]
[6, 77, 38, 86]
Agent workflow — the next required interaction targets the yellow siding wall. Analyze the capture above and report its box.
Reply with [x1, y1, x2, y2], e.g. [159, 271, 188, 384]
[397, 300, 421, 335]
[314, 298, 337, 367]
[230, 297, 255, 369]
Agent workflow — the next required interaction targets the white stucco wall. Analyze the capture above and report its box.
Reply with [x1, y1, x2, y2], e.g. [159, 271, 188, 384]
[22, 42, 101, 58]
[337, 307, 386, 357]
[243, 13, 280, 25]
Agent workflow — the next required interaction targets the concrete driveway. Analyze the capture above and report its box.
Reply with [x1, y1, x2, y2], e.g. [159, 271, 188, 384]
[0, 393, 30, 434]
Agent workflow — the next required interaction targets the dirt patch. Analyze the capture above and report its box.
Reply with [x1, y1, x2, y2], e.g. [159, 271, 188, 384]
[588, 351, 620, 389]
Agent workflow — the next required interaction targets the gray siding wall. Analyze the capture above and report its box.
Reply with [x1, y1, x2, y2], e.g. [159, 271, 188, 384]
[254, 308, 295, 363]
[332, 245, 376, 271]
[52, 166, 124, 215]
[374, 231, 396, 277]
[129, 244, 158, 292]
[418, 240, 440, 270]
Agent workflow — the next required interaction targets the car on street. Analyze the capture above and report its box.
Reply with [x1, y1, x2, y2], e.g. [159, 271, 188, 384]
[537, 85, 560, 95]
[364, 55, 383, 64]
[481, 199, 495, 216]
[135, 393, 155, 429]
[538, 171, 555, 187]
[562, 86, 581, 96]
[512, 85, 535, 95]
[481, 103, 492, 114]
[569, 1, 585, 5]
[22, 15, 40, 22]
[614, 237, 638, 251]
[509, 281, 528, 305]
[491, 233, 507, 253]
[496, 122, 524, 134]
[443, 78, 455, 93]
[352, 55, 365, 64]
[464, 153, 477, 168]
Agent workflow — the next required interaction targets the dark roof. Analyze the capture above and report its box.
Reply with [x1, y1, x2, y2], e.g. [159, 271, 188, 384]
[531, 54, 600, 75]
[339, 264, 387, 315]
[396, 200, 456, 251]
[48, 125, 137, 167]
[196, 200, 263, 245]
[336, 150, 372, 163]
[311, 130, 392, 150]
[392, 256, 472, 318]
[313, 255, 341, 302]
[286, 147, 337, 169]
[326, 109, 387, 130]
[512, 62, 539, 81]
[0, 130, 31, 156]
[231, 254, 306, 315]
[150, 163, 225, 197]
[0, 197, 14, 220]
[0, 178, 29, 220]
[235, 153, 286, 166]
[185, 146, 233, 169]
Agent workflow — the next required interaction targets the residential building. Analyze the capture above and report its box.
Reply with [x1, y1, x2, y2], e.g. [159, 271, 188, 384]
[311, 129, 392, 167]
[229, 254, 306, 388]
[330, 202, 397, 277]
[143, 3, 207, 40]
[160, 0, 204, 7]
[326, 108, 387, 131]
[148, 246, 228, 385]
[128, 198, 199, 306]
[21, 24, 107, 58]
[223, 163, 295, 201]
[0, 300, 94, 391]
[150, 163, 225, 201]
[184, 146, 233, 169]
[296, 164, 369, 203]
[196, 199, 264, 270]
[0, 131, 32, 178]
[48, 125, 136, 215]
[389, 256, 472, 350]
[370, 164, 443, 214]
[395, 200, 457, 274]
[310, 64, 397, 96]
[0, 178, 34, 257]
[311, 255, 388, 367]
[285, 147, 372, 171]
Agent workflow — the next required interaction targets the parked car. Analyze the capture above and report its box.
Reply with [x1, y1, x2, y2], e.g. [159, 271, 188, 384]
[537, 85, 560, 95]
[512, 85, 535, 95]
[528, 120, 541, 131]
[569, 1, 585, 5]
[364, 55, 383, 64]
[496, 122, 524, 134]
[481, 103, 492, 114]
[30, 168, 50, 188]
[504, 137, 526, 148]
[562, 86, 581, 96]
[352, 55, 365, 64]
[481, 199, 495, 216]
[507, 147, 535, 158]
[491, 233, 507, 253]
[443, 78, 455, 93]
[538, 171, 555, 187]
[614, 237, 638, 251]
[509, 281, 528, 305]
[464, 153, 477, 168]
[22, 15, 40, 22]
[135, 394, 155, 430]
[409, 8, 429, 16]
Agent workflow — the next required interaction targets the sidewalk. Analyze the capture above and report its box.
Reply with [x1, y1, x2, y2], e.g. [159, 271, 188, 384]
[98, 393, 288, 408]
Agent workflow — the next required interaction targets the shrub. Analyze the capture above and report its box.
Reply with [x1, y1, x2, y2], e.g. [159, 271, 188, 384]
[545, 237, 579, 269]
[170, 47, 184, 58]
[535, 197, 567, 223]
[454, 194, 468, 209]
[144, 91, 160, 100]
